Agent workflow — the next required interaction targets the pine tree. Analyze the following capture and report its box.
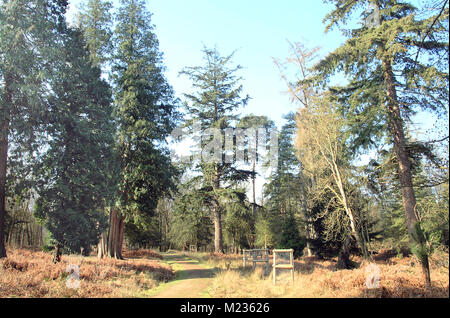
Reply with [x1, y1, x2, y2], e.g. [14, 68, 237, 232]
[312, 0, 448, 286]
[364, 140, 449, 251]
[180, 46, 251, 253]
[236, 115, 274, 248]
[222, 185, 253, 252]
[254, 214, 275, 249]
[169, 182, 213, 251]
[279, 211, 305, 258]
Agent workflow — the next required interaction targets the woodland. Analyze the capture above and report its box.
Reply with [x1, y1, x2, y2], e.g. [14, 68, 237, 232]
[0, 0, 448, 298]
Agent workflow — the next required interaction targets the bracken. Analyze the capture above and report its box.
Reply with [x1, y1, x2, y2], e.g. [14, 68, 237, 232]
[0, 248, 174, 298]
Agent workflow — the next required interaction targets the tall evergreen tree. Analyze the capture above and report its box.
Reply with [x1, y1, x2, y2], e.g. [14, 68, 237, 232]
[169, 182, 213, 251]
[264, 115, 301, 213]
[180, 47, 251, 253]
[236, 115, 274, 248]
[279, 211, 305, 258]
[34, 28, 115, 261]
[99, 0, 179, 259]
[0, 0, 68, 258]
[312, 0, 448, 286]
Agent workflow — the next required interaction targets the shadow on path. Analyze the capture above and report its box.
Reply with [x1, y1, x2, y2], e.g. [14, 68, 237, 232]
[150, 252, 218, 298]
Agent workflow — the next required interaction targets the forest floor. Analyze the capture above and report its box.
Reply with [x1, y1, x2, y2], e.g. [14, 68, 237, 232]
[0, 247, 448, 298]
[0, 248, 174, 297]
[203, 249, 450, 298]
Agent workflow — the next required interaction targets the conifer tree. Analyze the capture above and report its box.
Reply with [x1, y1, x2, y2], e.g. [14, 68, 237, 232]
[0, 0, 68, 258]
[180, 47, 251, 253]
[34, 28, 115, 261]
[100, 0, 179, 259]
[77, 0, 114, 69]
[313, 0, 449, 285]
[264, 114, 308, 254]
[280, 211, 305, 258]
[169, 183, 213, 251]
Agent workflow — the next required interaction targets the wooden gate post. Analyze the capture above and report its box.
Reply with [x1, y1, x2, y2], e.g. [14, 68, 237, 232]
[273, 252, 276, 285]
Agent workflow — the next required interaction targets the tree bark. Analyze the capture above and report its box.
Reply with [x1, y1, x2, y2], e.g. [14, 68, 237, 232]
[212, 201, 223, 253]
[299, 168, 316, 257]
[110, 209, 124, 259]
[97, 231, 108, 258]
[52, 243, 63, 263]
[97, 209, 124, 259]
[251, 157, 256, 215]
[212, 165, 223, 253]
[0, 75, 11, 259]
[337, 236, 353, 269]
[382, 56, 431, 287]
[117, 215, 125, 257]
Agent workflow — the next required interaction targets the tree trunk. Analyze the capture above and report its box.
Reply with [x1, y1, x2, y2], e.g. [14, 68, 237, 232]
[212, 203, 223, 253]
[249, 155, 257, 249]
[97, 209, 124, 259]
[382, 57, 431, 287]
[332, 159, 369, 259]
[53, 243, 63, 263]
[251, 159, 256, 215]
[337, 236, 353, 269]
[117, 215, 125, 257]
[19, 223, 24, 248]
[7, 218, 14, 246]
[110, 209, 124, 259]
[26, 223, 31, 246]
[97, 231, 108, 258]
[300, 168, 316, 257]
[0, 76, 11, 259]
[39, 226, 44, 247]
[212, 165, 224, 253]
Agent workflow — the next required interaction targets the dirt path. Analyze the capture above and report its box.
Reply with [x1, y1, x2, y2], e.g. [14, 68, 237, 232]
[151, 252, 217, 298]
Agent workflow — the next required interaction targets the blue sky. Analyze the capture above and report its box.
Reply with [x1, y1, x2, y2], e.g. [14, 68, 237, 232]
[68, 0, 346, 128]
[67, 0, 445, 132]
[148, 0, 345, 128]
